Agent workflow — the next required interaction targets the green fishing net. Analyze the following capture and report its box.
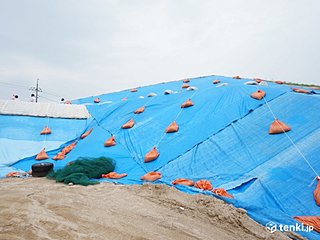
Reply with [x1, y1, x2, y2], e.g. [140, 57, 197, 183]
[47, 157, 115, 186]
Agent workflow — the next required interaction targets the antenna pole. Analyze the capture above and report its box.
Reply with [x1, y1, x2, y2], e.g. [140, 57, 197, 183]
[29, 78, 42, 102]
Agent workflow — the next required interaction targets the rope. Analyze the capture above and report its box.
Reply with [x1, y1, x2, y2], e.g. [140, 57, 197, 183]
[253, 85, 319, 179]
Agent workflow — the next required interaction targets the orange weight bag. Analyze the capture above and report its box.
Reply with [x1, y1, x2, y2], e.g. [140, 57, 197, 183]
[250, 90, 266, 100]
[194, 180, 213, 190]
[269, 119, 291, 134]
[213, 80, 220, 84]
[102, 172, 127, 179]
[122, 119, 135, 129]
[134, 106, 145, 114]
[294, 216, 320, 233]
[40, 126, 51, 135]
[172, 178, 194, 186]
[314, 176, 320, 206]
[144, 147, 160, 163]
[35, 148, 49, 160]
[104, 136, 116, 147]
[165, 121, 179, 133]
[181, 99, 194, 108]
[212, 188, 234, 198]
[80, 128, 93, 139]
[140, 172, 162, 182]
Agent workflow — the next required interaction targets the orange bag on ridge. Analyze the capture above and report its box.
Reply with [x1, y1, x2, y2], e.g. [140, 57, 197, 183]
[250, 90, 266, 100]
[134, 106, 145, 114]
[233, 76, 241, 79]
[94, 98, 100, 103]
[131, 88, 138, 92]
[269, 119, 291, 134]
[275, 80, 283, 84]
[40, 126, 51, 135]
[144, 147, 160, 163]
[80, 129, 93, 139]
[104, 136, 116, 147]
[194, 180, 213, 190]
[213, 80, 220, 84]
[165, 121, 179, 133]
[141, 172, 162, 182]
[182, 83, 190, 88]
[122, 119, 135, 129]
[183, 79, 190, 83]
[212, 188, 234, 198]
[181, 99, 194, 108]
[36, 148, 49, 160]
[172, 178, 194, 186]
[292, 88, 311, 94]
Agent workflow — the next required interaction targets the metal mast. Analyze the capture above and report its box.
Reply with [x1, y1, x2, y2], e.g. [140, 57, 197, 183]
[29, 78, 42, 102]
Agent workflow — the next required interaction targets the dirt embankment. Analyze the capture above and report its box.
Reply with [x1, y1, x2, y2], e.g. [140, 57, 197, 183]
[0, 178, 300, 240]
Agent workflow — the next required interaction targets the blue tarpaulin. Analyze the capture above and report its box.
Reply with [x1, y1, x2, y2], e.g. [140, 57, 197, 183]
[7, 75, 320, 238]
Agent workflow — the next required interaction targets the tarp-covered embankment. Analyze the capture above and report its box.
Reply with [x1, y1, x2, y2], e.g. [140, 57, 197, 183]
[9, 75, 320, 239]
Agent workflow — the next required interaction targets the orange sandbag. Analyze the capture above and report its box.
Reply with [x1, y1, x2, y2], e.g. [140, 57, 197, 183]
[183, 79, 190, 83]
[134, 106, 145, 114]
[40, 126, 51, 135]
[275, 80, 283, 84]
[250, 90, 266, 100]
[294, 216, 320, 233]
[165, 121, 179, 133]
[212, 188, 234, 198]
[122, 119, 135, 129]
[213, 80, 220, 84]
[181, 99, 194, 108]
[144, 147, 160, 163]
[269, 119, 291, 134]
[194, 180, 213, 190]
[104, 136, 116, 147]
[254, 78, 262, 83]
[102, 172, 127, 179]
[131, 88, 138, 92]
[6, 172, 19, 177]
[140, 172, 162, 182]
[61, 145, 72, 155]
[292, 88, 311, 94]
[80, 128, 93, 139]
[233, 76, 241, 79]
[69, 141, 77, 149]
[172, 178, 194, 186]
[52, 152, 65, 160]
[35, 148, 49, 160]
[94, 98, 100, 103]
[314, 176, 320, 206]
[182, 83, 190, 88]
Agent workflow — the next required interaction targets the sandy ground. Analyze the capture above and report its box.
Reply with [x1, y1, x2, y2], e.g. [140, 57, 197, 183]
[0, 178, 302, 240]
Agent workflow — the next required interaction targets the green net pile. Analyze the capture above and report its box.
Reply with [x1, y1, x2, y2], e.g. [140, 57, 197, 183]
[47, 157, 115, 186]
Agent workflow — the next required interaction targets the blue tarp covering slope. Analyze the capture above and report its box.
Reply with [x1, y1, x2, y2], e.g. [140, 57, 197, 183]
[11, 75, 320, 238]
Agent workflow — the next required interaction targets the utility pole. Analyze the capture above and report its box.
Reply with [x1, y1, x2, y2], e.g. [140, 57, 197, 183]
[29, 78, 42, 102]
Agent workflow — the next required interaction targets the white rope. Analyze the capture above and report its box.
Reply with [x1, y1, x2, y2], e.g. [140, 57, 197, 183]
[254, 86, 319, 178]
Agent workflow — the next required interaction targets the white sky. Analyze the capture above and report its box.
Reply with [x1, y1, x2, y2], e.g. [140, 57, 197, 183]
[0, 0, 320, 102]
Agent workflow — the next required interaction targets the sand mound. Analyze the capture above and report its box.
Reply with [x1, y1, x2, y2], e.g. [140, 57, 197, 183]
[0, 178, 299, 240]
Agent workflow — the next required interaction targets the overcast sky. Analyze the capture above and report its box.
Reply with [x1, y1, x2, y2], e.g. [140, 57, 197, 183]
[0, 0, 319, 102]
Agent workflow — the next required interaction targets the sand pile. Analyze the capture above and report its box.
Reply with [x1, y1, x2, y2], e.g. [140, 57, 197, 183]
[0, 178, 301, 240]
